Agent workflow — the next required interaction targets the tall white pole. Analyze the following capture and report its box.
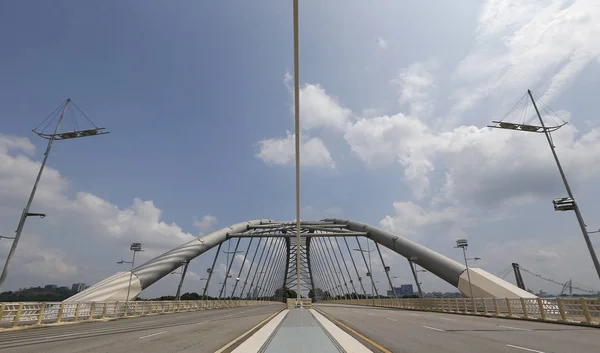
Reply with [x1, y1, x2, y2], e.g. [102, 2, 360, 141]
[528, 90, 600, 282]
[462, 248, 474, 299]
[0, 99, 70, 289]
[293, 0, 301, 304]
[126, 250, 136, 303]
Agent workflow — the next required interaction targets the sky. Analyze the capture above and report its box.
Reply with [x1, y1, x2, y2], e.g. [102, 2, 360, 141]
[1, 0, 600, 298]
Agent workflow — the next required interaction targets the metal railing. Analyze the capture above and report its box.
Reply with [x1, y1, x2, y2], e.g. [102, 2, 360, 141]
[320, 297, 600, 326]
[0, 299, 280, 329]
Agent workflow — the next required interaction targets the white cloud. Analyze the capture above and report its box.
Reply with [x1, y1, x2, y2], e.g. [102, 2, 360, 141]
[451, 0, 600, 118]
[299, 83, 353, 131]
[256, 131, 335, 168]
[194, 215, 217, 231]
[379, 202, 461, 240]
[0, 135, 198, 287]
[392, 60, 438, 118]
[376, 37, 387, 49]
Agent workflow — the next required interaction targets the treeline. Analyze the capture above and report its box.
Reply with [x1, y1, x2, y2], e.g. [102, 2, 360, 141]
[0, 286, 75, 302]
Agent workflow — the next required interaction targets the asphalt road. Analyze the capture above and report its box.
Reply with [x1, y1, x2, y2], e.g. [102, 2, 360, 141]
[0, 304, 283, 353]
[315, 304, 599, 353]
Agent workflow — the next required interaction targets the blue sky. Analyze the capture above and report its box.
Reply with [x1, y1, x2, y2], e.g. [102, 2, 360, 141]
[1, 0, 600, 297]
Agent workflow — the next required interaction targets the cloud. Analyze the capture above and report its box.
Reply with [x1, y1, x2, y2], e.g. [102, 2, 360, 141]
[0, 134, 198, 288]
[376, 37, 387, 49]
[256, 131, 335, 168]
[450, 0, 600, 119]
[379, 201, 461, 240]
[392, 60, 438, 118]
[194, 215, 217, 231]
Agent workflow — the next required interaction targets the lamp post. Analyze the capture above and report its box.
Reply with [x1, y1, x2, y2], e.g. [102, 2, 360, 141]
[0, 98, 109, 289]
[117, 242, 143, 303]
[488, 90, 600, 282]
[354, 245, 375, 306]
[408, 256, 424, 298]
[174, 260, 189, 301]
[455, 239, 474, 299]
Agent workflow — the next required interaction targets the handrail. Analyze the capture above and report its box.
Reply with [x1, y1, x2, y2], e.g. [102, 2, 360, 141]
[0, 299, 281, 329]
[318, 297, 600, 326]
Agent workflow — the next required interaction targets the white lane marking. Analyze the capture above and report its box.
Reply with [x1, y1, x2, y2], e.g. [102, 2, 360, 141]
[225, 314, 233, 318]
[231, 310, 289, 353]
[367, 313, 376, 316]
[422, 325, 445, 332]
[310, 310, 372, 353]
[506, 344, 546, 353]
[386, 317, 398, 322]
[240, 311, 245, 313]
[409, 313, 420, 316]
[440, 317, 456, 321]
[139, 331, 167, 339]
[499, 325, 530, 331]
[196, 321, 206, 325]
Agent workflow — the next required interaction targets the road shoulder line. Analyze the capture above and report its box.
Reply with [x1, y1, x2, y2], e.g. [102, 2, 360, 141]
[313, 307, 392, 353]
[310, 309, 373, 353]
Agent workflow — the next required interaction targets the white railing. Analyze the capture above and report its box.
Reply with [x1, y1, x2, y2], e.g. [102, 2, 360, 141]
[319, 297, 600, 326]
[0, 299, 280, 329]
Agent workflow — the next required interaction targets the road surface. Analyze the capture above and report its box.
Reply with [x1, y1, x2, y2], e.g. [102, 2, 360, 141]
[315, 304, 599, 353]
[0, 303, 283, 353]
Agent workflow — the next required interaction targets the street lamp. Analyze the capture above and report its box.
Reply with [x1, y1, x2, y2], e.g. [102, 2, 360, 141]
[408, 256, 424, 298]
[117, 242, 143, 303]
[0, 98, 109, 289]
[488, 90, 600, 283]
[455, 239, 474, 299]
[354, 245, 375, 305]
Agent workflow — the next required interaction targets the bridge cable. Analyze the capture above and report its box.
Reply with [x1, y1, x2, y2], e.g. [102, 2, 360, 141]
[355, 236, 380, 299]
[254, 238, 277, 300]
[343, 236, 368, 298]
[317, 237, 349, 299]
[230, 237, 254, 298]
[309, 237, 332, 300]
[333, 237, 359, 298]
[312, 237, 341, 299]
[263, 238, 285, 300]
[219, 238, 241, 299]
[239, 237, 263, 299]
[273, 238, 288, 301]
[520, 266, 599, 294]
[375, 242, 398, 299]
[257, 238, 278, 300]
[246, 237, 270, 299]
[253, 238, 276, 300]
[326, 236, 354, 298]
[202, 242, 223, 298]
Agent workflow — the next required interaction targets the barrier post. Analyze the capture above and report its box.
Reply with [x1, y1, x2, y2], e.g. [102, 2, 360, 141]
[482, 298, 488, 315]
[537, 298, 546, 320]
[74, 302, 81, 321]
[520, 298, 529, 318]
[580, 298, 592, 324]
[11, 303, 24, 328]
[556, 297, 567, 321]
[506, 298, 513, 317]
[88, 302, 95, 321]
[102, 301, 108, 319]
[0, 303, 5, 321]
[36, 302, 46, 325]
[493, 298, 499, 316]
[56, 302, 65, 323]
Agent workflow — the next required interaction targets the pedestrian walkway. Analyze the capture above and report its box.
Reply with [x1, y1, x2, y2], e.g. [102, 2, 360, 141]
[263, 308, 342, 353]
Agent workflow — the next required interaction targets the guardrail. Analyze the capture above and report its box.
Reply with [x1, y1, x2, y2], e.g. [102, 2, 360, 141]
[0, 299, 280, 329]
[320, 297, 600, 326]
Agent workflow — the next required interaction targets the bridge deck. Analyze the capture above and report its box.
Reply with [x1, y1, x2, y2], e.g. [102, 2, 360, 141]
[263, 308, 342, 353]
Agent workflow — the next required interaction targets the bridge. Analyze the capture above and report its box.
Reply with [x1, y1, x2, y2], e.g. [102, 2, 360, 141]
[1, 219, 599, 352]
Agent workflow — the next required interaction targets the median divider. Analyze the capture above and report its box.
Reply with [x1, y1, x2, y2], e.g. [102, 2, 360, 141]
[0, 299, 281, 330]
[319, 297, 600, 327]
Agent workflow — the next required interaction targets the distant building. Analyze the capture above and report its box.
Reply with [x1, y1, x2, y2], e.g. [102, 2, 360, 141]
[45, 284, 58, 290]
[71, 283, 88, 293]
[387, 284, 414, 297]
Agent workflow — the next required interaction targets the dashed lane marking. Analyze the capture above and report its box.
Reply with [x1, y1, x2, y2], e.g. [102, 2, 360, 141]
[506, 344, 546, 353]
[385, 318, 398, 322]
[139, 331, 167, 339]
[499, 325, 530, 331]
[422, 326, 445, 332]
